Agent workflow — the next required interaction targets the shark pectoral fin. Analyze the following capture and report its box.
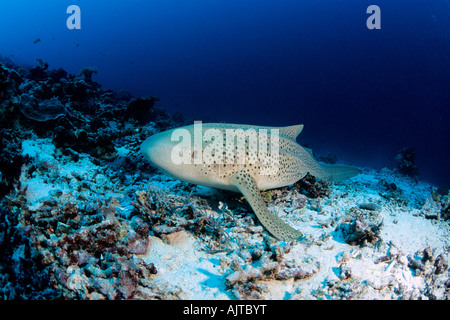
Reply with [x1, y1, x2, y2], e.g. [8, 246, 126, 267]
[230, 171, 303, 241]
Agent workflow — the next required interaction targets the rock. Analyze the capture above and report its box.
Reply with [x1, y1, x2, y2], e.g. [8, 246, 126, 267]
[395, 147, 419, 178]
[126, 96, 160, 124]
[225, 265, 263, 286]
[336, 211, 383, 246]
[294, 172, 330, 198]
[434, 254, 448, 275]
[77, 67, 97, 82]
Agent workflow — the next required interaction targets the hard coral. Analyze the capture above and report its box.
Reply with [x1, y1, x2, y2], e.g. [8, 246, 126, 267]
[395, 147, 419, 178]
[0, 62, 21, 102]
[49, 68, 68, 82]
[442, 203, 450, 221]
[28, 59, 49, 81]
[0, 129, 27, 197]
[0, 205, 58, 299]
[126, 96, 161, 124]
[294, 172, 330, 198]
[9, 193, 168, 299]
[335, 209, 383, 246]
[77, 67, 98, 82]
[0, 57, 186, 300]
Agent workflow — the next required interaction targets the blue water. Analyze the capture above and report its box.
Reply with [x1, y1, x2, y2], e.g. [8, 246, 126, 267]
[1, 0, 449, 186]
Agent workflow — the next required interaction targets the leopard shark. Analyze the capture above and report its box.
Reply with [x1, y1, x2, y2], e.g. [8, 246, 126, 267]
[141, 122, 361, 241]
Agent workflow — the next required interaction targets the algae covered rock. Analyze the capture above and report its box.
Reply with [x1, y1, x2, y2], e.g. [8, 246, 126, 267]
[335, 208, 383, 246]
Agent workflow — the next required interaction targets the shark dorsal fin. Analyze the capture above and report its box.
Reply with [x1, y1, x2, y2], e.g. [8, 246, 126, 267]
[279, 124, 304, 141]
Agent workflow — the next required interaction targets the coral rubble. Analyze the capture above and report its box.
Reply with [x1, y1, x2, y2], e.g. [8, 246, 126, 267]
[0, 58, 448, 300]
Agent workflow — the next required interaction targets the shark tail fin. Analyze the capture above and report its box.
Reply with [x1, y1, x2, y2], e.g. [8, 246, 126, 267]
[320, 163, 362, 183]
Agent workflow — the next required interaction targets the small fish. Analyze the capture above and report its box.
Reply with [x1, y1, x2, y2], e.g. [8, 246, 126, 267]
[33, 38, 41, 44]
[358, 202, 381, 211]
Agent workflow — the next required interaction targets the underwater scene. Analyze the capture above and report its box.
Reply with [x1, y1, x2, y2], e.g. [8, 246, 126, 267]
[0, 0, 449, 301]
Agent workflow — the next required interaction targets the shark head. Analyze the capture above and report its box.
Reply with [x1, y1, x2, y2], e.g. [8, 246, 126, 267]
[140, 130, 173, 172]
[140, 127, 217, 187]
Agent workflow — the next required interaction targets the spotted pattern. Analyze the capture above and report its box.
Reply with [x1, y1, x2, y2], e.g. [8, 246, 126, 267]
[199, 123, 303, 141]
[144, 123, 361, 241]
[230, 171, 303, 241]
[192, 127, 328, 188]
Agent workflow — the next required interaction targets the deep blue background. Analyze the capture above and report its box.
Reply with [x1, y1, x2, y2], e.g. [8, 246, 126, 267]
[1, 0, 449, 186]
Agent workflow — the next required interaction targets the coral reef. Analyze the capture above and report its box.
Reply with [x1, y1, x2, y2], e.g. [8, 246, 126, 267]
[0, 59, 184, 299]
[396, 147, 419, 178]
[28, 59, 49, 81]
[125, 96, 161, 125]
[77, 67, 98, 82]
[0, 58, 448, 300]
[0, 128, 27, 197]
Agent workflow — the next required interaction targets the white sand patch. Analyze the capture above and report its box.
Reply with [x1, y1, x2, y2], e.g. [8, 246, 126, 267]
[143, 231, 230, 300]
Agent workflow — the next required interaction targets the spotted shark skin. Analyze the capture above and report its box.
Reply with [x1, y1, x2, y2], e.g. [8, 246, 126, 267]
[141, 123, 361, 241]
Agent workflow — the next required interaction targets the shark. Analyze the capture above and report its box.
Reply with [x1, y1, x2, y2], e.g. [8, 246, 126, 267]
[140, 122, 361, 241]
